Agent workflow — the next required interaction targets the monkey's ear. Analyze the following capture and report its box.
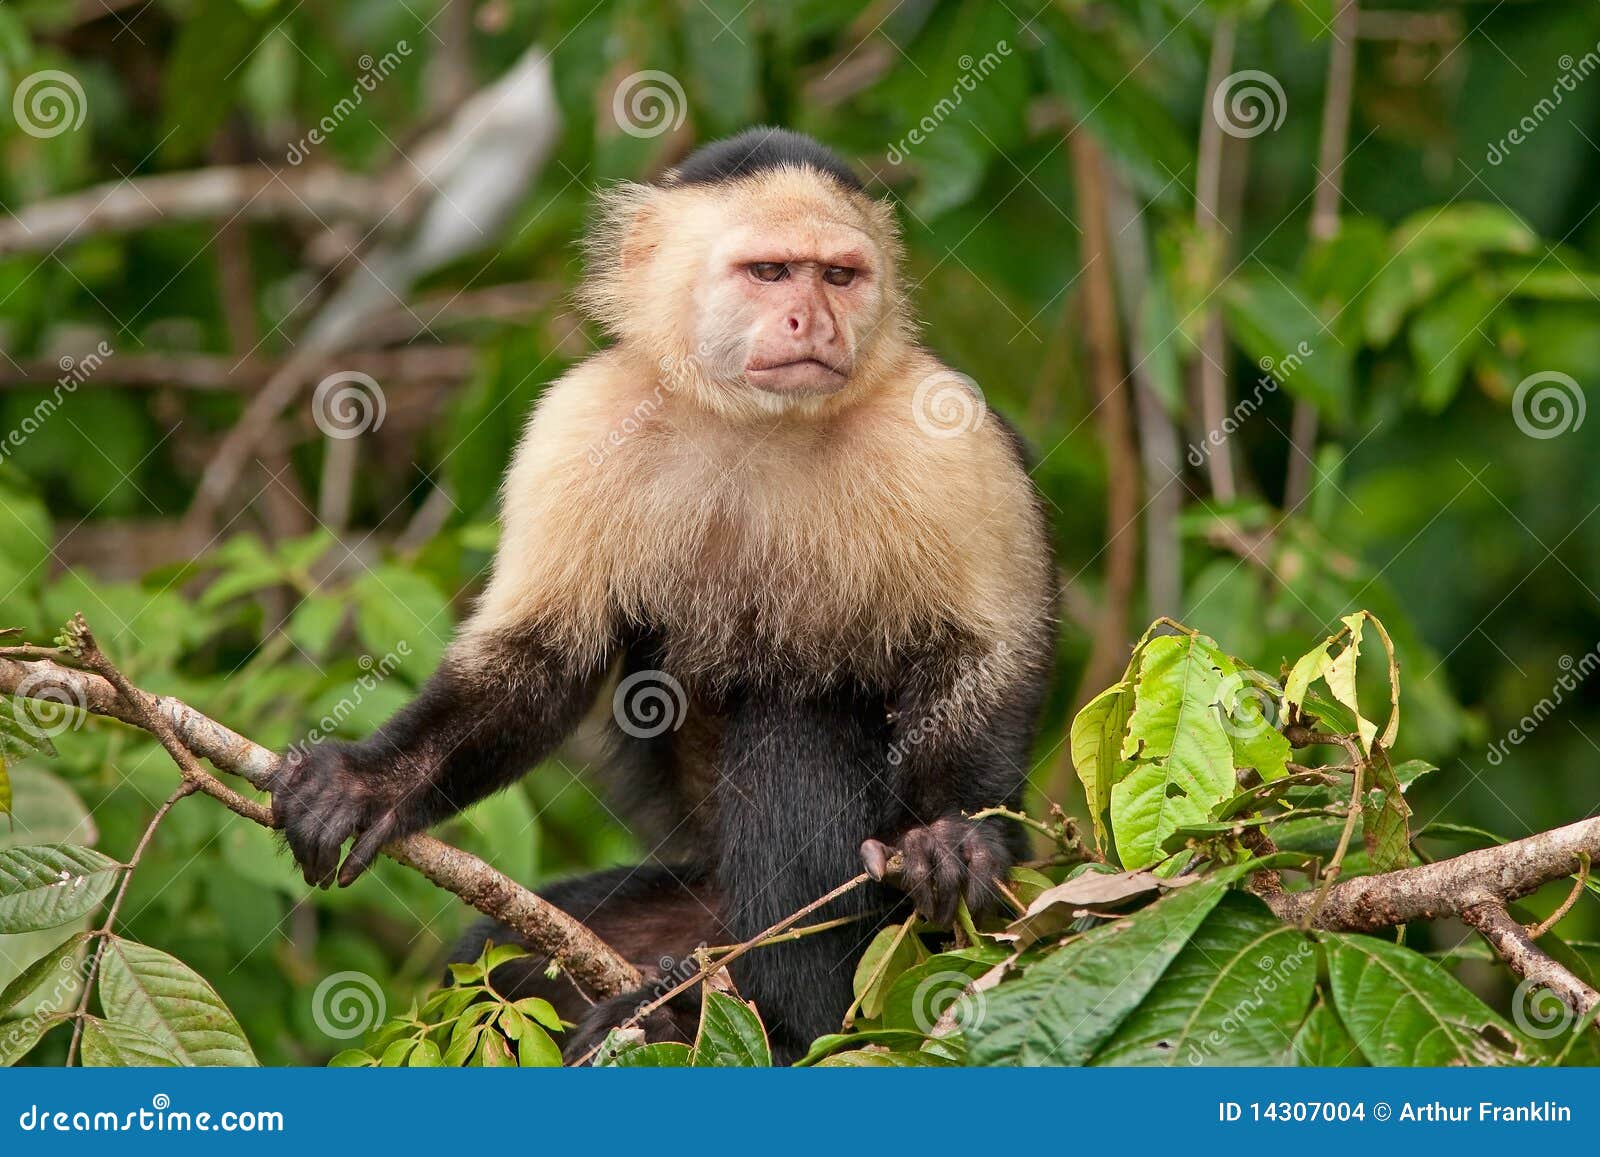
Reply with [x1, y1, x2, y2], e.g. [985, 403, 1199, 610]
[578, 183, 660, 333]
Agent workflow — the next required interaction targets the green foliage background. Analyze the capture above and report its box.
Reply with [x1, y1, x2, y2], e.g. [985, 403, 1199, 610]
[1, 0, 1598, 1064]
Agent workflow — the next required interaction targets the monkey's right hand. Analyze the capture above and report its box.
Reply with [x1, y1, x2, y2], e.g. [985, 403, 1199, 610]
[271, 742, 419, 889]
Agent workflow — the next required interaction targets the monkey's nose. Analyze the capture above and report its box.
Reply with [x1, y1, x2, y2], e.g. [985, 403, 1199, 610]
[785, 314, 803, 333]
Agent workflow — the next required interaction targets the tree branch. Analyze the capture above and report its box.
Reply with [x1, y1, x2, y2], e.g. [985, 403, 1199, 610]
[0, 167, 388, 258]
[0, 641, 642, 1000]
[1264, 817, 1600, 930]
[1463, 903, 1600, 1025]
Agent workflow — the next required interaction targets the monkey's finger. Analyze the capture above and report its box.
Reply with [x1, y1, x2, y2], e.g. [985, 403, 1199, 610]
[859, 838, 893, 881]
[301, 812, 350, 889]
[960, 838, 1000, 916]
[339, 813, 398, 887]
[926, 840, 964, 925]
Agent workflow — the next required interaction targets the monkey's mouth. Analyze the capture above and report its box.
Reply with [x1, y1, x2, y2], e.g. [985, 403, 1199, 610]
[744, 358, 849, 395]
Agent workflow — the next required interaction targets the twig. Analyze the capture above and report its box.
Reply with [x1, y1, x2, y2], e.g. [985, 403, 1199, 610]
[1462, 903, 1600, 1028]
[66, 783, 197, 1066]
[1285, 0, 1360, 510]
[574, 872, 874, 1066]
[0, 632, 641, 999]
[1194, 17, 1239, 502]
[1528, 852, 1589, 940]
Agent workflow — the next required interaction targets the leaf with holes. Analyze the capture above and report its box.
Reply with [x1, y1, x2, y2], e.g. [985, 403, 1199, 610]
[0, 845, 120, 934]
[1090, 894, 1317, 1066]
[691, 991, 770, 1067]
[98, 938, 256, 1066]
[1323, 933, 1530, 1066]
[1111, 634, 1235, 870]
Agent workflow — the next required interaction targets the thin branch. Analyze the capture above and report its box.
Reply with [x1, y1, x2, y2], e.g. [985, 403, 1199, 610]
[0, 634, 642, 999]
[1194, 17, 1239, 502]
[67, 782, 197, 1066]
[1463, 903, 1600, 1027]
[1528, 852, 1590, 940]
[574, 871, 874, 1066]
[1286, 0, 1359, 510]
[0, 167, 388, 258]
[1065, 129, 1139, 726]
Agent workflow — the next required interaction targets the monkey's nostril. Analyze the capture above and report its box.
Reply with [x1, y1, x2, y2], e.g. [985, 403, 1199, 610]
[786, 316, 800, 332]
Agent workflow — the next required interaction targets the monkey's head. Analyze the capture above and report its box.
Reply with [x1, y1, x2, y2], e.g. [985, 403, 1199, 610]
[582, 128, 909, 417]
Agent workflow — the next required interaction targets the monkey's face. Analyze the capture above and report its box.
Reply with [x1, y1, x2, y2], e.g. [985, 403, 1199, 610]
[695, 217, 881, 398]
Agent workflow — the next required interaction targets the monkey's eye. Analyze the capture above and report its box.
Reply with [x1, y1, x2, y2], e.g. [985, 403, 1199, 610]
[823, 266, 857, 287]
[748, 262, 788, 283]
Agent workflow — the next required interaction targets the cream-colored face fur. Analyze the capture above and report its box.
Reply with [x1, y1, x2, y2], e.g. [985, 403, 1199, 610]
[579, 167, 910, 422]
[463, 165, 1053, 716]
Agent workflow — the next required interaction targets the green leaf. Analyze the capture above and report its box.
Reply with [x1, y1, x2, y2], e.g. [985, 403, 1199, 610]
[692, 992, 771, 1067]
[352, 566, 450, 679]
[1361, 746, 1413, 872]
[80, 1018, 181, 1067]
[1111, 635, 1235, 870]
[967, 874, 1234, 1065]
[601, 1040, 693, 1067]
[1223, 272, 1350, 421]
[794, 1029, 934, 1066]
[815, 1045, 959, 1067]
[327, 1049, 376, 1067]
[0, 930, 88, 1016]
[1364, 205, 1537, 345]
[1291, 999, 1363, 1066]
[0, 1014, 64, 1066]
[516, 1024, 562, 1067]
[1090, 894, 1318, 1066]
[1070, 680, 1133, 851]
[1408, 275, 1497, 410]
[97, 938, 257, 1066]
[1323, 933, 1531, 1065]
[881, 948, 1003, 1034]
[850, 920, 925, 1022]
[408, 1038, 442, 1067]
[0, 845, 120, 933]
[0, 761, 10, 821]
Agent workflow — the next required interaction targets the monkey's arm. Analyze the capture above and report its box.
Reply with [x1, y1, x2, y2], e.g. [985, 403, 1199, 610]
[272, 626, 611, 887]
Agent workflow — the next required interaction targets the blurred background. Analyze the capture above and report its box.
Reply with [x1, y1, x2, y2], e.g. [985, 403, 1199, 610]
[1, 0, 1598, 1063]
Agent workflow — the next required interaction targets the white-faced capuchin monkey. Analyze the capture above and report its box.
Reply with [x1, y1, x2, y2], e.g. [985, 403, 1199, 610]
[271, 128, 1058, 1064]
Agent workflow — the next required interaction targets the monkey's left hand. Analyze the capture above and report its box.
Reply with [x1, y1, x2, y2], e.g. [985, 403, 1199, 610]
[859, 816, 1012, 925]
